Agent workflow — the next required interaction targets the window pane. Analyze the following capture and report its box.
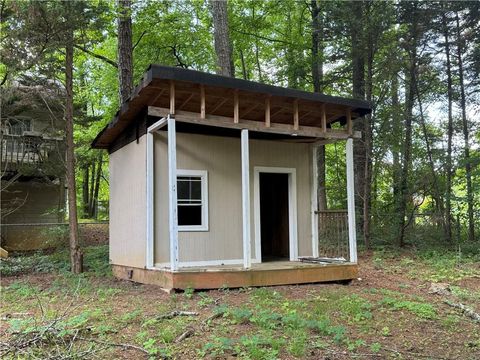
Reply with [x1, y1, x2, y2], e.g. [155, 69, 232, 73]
[190, 180, 201, 200]
[178, 205, 202, 226]
[177, 179, 190, 200]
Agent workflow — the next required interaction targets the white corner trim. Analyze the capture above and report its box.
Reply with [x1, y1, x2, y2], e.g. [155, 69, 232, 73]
[146, 132, 154, 268]
[168, 116, 179, 271]
[253, 166, 298, 262]
[346, 138, 357, 263]
[311, 145, 319, 258]
[241, 129, 251, 269]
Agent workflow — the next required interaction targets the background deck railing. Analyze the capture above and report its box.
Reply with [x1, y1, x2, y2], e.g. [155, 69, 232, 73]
[317, 210, 349, 260]
[1, 133, 62, 171]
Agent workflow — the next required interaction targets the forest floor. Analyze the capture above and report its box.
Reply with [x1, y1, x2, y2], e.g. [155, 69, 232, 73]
[1, 245, 479, 359]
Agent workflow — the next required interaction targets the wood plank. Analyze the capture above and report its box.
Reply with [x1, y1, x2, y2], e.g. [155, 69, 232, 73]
[321, 103, 327, 132]
[234, 90, 239, 123]
[265, 96, 271, 127]
[293, 99, 299, 130]
[241, 129, 251, 269]
[168, 116, 179, 270]
[346, 108, 352, 135]
[200, 85, 205, 119]
[148, 106, 359, 139]
[346, 138, 357, 263]
[111, 263, 358, 290]
[169, 80, 175, 115]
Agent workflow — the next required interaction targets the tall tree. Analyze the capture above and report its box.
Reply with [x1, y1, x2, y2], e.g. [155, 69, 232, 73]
[64, 1, 82, 273]
[455, 11, 475, 242]
[397, 1, 418, 247]
[210, 0, 234, 77]
[442, 9, 454, 242]
[310, 0, 327, 211]
[117, 0, 133, 103]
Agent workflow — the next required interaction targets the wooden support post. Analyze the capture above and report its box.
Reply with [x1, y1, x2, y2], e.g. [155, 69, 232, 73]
[293, 99, 299, 130]
[170, 81, 175, 115]
[234, 90, 239, 124]
[311, 145, 319, 258]
[321, 103, 327, 133]
[241, 129, 251, 269]
[168, 115, 179, 270]
[146, 131, 154, 268]
[346, 138, 357, 263]
[346, 108, 352, 135]
[200, 85, 206, 119]
[265, 96, 271, 128]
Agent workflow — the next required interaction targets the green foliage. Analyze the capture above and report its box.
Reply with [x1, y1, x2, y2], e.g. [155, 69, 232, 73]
[0, 245, 109, 277]
[379, 297, 437, 320]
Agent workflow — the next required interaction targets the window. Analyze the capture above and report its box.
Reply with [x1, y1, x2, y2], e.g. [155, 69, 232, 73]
[177, 170, 208, 231]
[6, 118, 32, 135]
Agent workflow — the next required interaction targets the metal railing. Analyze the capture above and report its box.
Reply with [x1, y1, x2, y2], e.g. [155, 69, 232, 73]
[317, 210, 349, 260]
[1, 133, 62, 170]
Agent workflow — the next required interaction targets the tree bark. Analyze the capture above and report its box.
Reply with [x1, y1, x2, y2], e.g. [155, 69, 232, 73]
[210, 0, 234, 77]
[91, 153, 103, 219]
[455, 12, 475, 242]
[65, 13, 83, 274]
[310, 0, 327, 211]
[117, 0, 133, 104]
[397, 2, 418, 247]
[82, 166, 89, 217]
[350, 0, 366, 238]
[442, 11, 453, 242]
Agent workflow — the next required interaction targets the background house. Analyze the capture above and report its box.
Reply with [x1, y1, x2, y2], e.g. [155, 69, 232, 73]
[1, 84, 65, 250]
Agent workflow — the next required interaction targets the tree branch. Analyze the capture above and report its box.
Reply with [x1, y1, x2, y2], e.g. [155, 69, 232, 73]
[73, 45, 118, 68]
[132, 30, 147, 51]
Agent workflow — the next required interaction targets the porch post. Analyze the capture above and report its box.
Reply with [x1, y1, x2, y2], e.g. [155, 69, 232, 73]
[146, 131, 154, 268]
[168, 115, 179, 270]
[311, 145, 319, 258]
[241, 129, 251, 269]
[346, 138, 357, 263]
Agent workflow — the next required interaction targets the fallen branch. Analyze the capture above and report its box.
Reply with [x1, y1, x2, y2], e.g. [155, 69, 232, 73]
[174, 328, 194, 343]
[156, 310, 198, 321]
[77, 336, 149, 355]
[444, 300, 480, 322]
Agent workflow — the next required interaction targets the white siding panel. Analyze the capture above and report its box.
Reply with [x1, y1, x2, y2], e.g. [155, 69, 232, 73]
[109, 136, 147, 268]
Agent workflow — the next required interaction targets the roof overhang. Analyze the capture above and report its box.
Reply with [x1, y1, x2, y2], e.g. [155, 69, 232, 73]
[92, 65, 372, 150]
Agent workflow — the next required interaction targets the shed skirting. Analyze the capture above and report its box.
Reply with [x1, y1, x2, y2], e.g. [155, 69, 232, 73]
[111, 262, 358, 291]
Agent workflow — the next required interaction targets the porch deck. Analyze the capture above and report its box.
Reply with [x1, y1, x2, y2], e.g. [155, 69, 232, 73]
[112, 261, 358, 291]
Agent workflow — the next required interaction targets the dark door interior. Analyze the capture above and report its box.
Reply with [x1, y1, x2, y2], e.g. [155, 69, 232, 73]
[260, 173, 290, 261]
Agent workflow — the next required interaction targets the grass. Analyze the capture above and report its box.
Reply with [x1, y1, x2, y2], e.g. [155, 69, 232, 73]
[1, 245, 479, 359]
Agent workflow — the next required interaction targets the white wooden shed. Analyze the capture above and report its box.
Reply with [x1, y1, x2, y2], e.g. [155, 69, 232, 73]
[92, 65, 371, 290]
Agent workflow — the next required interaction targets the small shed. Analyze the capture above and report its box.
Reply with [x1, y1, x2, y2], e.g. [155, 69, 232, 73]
[92, 65, 371, 290]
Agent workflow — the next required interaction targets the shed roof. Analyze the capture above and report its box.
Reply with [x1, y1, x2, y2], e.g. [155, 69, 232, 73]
[92, 65, 371, 149]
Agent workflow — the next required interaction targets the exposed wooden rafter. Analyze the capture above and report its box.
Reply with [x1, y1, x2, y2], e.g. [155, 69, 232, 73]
[148, 106, 361, 139]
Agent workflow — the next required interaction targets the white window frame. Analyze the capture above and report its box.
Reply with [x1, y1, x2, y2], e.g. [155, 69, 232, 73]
[177, 169, 209, 232]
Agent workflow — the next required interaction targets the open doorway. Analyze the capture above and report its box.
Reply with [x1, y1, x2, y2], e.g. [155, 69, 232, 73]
[259, 173, 290, 262]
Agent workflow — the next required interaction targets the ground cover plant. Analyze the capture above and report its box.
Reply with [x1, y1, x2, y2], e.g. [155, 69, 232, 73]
[1, 245, 479, 359]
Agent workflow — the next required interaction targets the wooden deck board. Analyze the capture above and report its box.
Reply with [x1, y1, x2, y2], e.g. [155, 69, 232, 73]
[112, 261, 358, 290]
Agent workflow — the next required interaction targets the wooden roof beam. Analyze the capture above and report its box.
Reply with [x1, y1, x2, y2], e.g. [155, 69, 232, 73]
[148, 106, 361, 139]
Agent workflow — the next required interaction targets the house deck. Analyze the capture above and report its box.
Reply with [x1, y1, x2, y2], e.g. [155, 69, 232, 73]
[112, 261, 358, 291]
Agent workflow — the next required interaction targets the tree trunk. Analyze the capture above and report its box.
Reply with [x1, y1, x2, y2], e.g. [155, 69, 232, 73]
[91, 153, 103, 219]
[82, 166, 89, 217]
[310, 0, 327, 211]
[455, 12, 475, 242]
[397, 3, 418, 247]
[442, 11, 453, 242]
[363, 11, 374, 249]
[350, 0, 366, 238]
[65, 17, 83, 274]
[117, 0, 133, 104]
[210, 0, 234, 77]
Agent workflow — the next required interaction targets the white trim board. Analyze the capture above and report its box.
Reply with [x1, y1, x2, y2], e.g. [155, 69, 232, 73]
[253, 166, 298, 262]
[155, 258, 261, 269]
